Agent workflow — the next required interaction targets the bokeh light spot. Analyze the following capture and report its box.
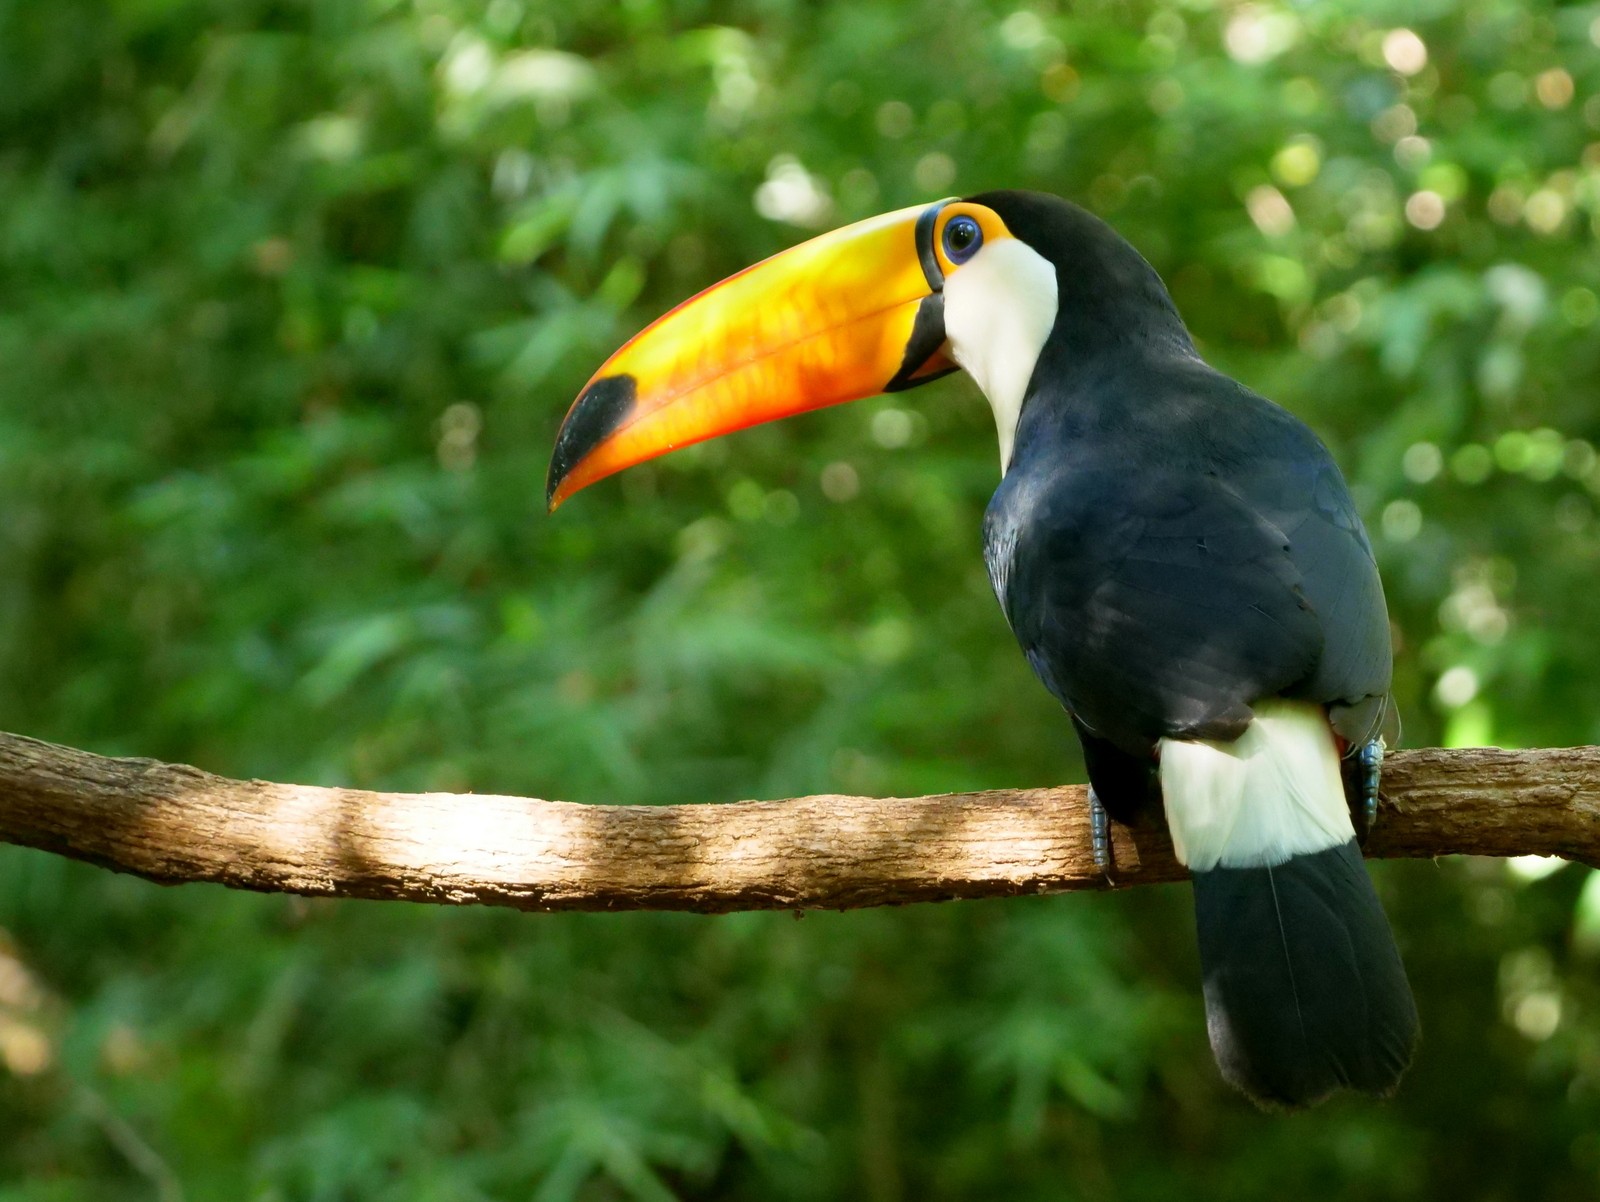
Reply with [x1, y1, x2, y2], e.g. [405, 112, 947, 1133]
[1435, 665, 1480, 708]
[1382, 29, 1428, 76]
[1402, 442, 1443, 483]
[875, 100, 914, 139]
[1246, 185, 1296, 236]
[1271, 138, 1322, 187]
[1535, 68, 1574, 110]
[1405, 190, 1445, 229]
[1382, 499, 1422, 541]
[820, 462, 860, 502]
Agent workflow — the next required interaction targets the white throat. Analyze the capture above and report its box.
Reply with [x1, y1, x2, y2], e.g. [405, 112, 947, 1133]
[941, 239, 1058, 473]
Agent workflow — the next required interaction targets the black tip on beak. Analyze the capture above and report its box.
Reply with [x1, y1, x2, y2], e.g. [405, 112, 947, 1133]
[546, 374, 638, 510]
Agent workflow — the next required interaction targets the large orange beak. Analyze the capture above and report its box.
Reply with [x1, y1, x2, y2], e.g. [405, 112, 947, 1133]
[546, 202, 956, 509]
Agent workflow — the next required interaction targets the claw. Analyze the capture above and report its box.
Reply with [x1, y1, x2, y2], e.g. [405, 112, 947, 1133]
[1089, 788, 1113, 880]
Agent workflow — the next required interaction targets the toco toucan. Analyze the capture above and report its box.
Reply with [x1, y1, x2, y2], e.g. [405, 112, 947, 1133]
[546, 190, 1418, 1109]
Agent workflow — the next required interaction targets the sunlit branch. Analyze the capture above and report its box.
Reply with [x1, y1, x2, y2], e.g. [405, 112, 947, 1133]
[0, 732, 1594, 913]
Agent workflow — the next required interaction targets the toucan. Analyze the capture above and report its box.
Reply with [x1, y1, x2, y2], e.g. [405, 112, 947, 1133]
[546, 190, 1419, 1109]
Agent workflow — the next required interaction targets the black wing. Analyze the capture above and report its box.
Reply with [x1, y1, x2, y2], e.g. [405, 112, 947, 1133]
[986, 391, 1393, 760]
[993, 463, 1320, 755]
[1260, 452, 1396, 748]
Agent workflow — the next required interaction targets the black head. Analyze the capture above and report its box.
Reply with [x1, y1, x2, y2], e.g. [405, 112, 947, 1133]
[962, 189, 1194, 361]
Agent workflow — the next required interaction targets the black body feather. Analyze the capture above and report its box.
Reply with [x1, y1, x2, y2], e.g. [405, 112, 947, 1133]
[973, 191, 1415, 1105]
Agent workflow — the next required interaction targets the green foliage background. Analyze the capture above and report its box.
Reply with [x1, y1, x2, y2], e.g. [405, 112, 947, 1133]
[2, 0, 1600, 1196]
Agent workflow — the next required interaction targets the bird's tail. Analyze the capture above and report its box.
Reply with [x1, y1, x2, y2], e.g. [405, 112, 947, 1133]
[1159, 700, 1418, 1109]
[1191, 840, 1416, 1107]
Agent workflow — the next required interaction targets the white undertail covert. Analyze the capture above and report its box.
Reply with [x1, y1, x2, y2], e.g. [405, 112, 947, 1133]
[1158, 699, 1354, 871]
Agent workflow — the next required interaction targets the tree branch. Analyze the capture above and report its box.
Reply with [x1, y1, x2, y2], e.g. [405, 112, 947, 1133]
[0, 732, 1595, 913]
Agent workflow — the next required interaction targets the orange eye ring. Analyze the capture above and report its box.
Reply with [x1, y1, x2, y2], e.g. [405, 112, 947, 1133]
[930, 203, 1012, 276]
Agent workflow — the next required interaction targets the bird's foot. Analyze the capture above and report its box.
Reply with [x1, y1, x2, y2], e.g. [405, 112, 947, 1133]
[1089, 788, 1114, 881]
[1353, 739, 1383, 843]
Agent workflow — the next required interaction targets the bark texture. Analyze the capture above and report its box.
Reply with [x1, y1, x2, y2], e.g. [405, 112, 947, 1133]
[0, 732, 1594, 913]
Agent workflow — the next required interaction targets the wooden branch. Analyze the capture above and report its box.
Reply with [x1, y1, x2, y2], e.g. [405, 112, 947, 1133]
[0, 732, 1595, 914]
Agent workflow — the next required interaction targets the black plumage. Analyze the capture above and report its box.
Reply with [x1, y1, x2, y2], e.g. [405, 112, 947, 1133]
[972, 192, 1415, 1106]
[1193, 841, 1417, 1107]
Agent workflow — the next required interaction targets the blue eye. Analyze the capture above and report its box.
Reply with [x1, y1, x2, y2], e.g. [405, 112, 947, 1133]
[943, 215, 983, 263]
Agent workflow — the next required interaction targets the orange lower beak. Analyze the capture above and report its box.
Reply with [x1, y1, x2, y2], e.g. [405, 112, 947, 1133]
[546, 202, 954, 509]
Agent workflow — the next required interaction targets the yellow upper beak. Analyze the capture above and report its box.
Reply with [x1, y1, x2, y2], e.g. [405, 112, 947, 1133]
[546, 202, 954, 509]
